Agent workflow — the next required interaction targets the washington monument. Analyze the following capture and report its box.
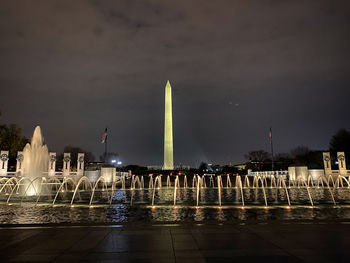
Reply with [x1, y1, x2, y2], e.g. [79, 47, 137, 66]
[163, 80, 174, 170]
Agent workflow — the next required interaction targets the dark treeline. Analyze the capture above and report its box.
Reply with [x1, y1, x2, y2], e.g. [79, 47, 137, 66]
[245, 128, 350, 171]
[199, 128, 350, 173]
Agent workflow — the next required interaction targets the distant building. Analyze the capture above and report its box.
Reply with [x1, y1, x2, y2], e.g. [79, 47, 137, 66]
[233, 163, 247, 170]
[147, 165, 190, 171]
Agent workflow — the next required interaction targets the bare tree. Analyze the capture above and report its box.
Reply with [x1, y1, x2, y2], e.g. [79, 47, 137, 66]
[244, 150, 270, 171]
[290, 146, 310, 158]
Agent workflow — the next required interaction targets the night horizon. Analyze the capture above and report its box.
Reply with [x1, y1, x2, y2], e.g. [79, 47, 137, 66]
[1, 1, 350, 261]
[1, 0, 350, 167]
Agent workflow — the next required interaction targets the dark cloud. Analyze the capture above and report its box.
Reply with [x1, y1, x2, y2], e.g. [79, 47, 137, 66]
[0, 0, 350, 166]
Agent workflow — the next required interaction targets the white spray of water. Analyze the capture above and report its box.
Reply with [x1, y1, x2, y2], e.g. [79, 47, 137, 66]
[22, 126, 49, 195]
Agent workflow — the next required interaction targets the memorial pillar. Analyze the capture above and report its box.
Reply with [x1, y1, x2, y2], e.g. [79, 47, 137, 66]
[63, 153, 71, 176]
[77, 153, 85, 176]
[337, 152, 347, 176]
[16, 151, 24, 174]
[323, 152, 332, 176]
[0, 151, 9, 176]
[48, 152, 56, 176]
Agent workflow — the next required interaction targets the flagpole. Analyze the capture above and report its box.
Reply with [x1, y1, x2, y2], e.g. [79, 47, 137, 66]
[104, 135, 107, 163]
[270, 127, 274, 171]
[104, 127, 108, 163]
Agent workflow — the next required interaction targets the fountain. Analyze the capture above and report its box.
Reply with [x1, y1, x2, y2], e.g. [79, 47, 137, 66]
[1, 166, 350, 214]
[0, 127, 349, 215]
[21, 126, 49, 196]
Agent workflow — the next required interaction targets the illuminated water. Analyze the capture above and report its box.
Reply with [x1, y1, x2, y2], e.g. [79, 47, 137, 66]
[1, 126, 348, 224]
[1, 202, 350, 224]
[21, 126, 49, 196]
[1, 187, 350, 224]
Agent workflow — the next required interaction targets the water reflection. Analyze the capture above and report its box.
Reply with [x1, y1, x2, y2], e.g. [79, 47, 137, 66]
[0, 203, 350, 224]
[216, 209, 226, 221]
[194, 208, 205, 221]
[2, 181, 350, 224]
[237, 207, 247, 221]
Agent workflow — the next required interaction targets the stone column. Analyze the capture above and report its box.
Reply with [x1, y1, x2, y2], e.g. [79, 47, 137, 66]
[16, 151, 24, 174]
[0, 151, 9, 176]
[296, 166, 308, 181]
[288, 166, 296, 181]
[337, 152, 347, 176]
[63, 153, 71, 176]
[48, 152, 56, 176]
[101, 167, 116, 183]
[77, 153, 85, 176]
[323, 152, 332, 175]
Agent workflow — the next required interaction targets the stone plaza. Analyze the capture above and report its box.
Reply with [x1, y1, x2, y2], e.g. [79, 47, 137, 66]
[0, 222, 349, 262]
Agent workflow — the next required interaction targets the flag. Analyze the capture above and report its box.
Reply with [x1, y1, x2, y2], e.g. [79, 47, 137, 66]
[269, 127, 272, 144]
[101, 128, 107, 143]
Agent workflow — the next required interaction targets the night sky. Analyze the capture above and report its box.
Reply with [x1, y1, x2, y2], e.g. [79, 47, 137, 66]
[1, 0, 350, 167]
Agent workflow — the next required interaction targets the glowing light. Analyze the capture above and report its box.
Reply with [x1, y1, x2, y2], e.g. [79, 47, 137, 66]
[111, 159, 116, 164]
[117, 161, 122, 165]
[163, 80, 174, 170]
[286, 206, 291, 209]
[26, 187, 37, 196]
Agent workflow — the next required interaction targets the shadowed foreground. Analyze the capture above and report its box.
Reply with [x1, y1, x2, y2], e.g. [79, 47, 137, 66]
[0, 222, 349, 262]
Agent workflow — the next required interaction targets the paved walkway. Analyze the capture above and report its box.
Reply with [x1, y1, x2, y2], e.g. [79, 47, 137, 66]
[0, 222, 349, 262]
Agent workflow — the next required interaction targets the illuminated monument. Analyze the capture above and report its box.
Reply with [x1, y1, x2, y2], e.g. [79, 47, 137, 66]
[163, 80, 174, 170]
